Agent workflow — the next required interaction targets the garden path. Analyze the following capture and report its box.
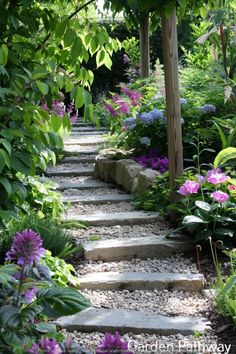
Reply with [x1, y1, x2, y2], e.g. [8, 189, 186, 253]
[46, 119, 219, 353]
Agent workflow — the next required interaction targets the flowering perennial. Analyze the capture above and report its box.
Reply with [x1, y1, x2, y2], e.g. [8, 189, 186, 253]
[5, 229, 45, 266]
[178, 180, 200, 196]
[123, 117, 136, 130]
[138, 108, 163, 125]
[207, 169, 228, 184]
[28, 337, 62, 354]
[96, 332, 133, 354]
[211, 191, 229, 203]
[199, 104, 216, 113]
[133, 149, 168, 173]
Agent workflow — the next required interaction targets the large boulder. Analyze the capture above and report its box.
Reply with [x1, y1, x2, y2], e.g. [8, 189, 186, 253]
[115, 159, 136, 187]
[136, 169, 160, 193]
[122, 163, 144, 193]
[94, 157, 116, 182]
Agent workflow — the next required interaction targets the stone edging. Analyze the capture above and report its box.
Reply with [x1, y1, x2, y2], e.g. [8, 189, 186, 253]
[94, 157, 160, 193]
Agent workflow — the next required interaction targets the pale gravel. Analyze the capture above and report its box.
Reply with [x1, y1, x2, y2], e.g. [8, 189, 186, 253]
[76, 255, 199, 275]
[62, 331, 219, 354]
[47, 176, 94, 183]
[63, 144, 100, 152]
[62, 188, 127, 197]
[49, 162, 95, 170]
[70, 222, 170, 241]
[80, 289, 211, 318]
[66, 202, 134, 215]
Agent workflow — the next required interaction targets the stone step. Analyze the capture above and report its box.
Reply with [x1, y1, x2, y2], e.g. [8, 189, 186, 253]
[81, 235, 192, 261]
[46, 166, 94, 177]
[70, 131, 107, 136]
[55, 308, 210, 335]
[64, 137, 106, 146]
[62, 193, 132, 205]
[63, 146, 98, 155]
[79, 272, 205, 291]
[73, 123, 92, 127]
[62, 156, 96, 164]
[57, 180, 114, 191]
[63, 211, 162, 227]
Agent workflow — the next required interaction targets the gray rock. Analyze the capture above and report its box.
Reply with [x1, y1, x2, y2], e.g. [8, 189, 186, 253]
[137, 169, 160, 193]
[62, 193, 132, 205]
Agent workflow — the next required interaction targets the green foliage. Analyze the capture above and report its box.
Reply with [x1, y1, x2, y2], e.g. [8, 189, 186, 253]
[1, 216, 81, 262]
[41, 250, 80, 287]
[134, 172, 170, 212]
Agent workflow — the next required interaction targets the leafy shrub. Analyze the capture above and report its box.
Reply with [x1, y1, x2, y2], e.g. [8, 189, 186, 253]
[41, 250, 80, 287]
[0, 229, 90, 353]
[134, 172, 170, 213]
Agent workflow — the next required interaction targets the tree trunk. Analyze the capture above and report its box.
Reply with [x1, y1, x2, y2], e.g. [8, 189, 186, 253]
[139, 14, 150, 78]
[161, 9, 183, 194]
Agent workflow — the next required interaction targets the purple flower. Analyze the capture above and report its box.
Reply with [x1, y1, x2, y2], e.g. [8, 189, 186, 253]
[123, 54, 130, 64]
[211, 191, 229, 203]
[150, 108, 163, 120]
[104, 103, 118, 117]
[139, 112, 154, 125]
[28, 337, 62, 354]
[139, 137, 151, 145]
[25, 287, 38, 304]
[118, 101, 130, 114]
[196, 175, 206, 183]
[199, 104, 216, 113]
[123, 117, 136, 130]
[207, 169, 228, 184]
[96, 332, 133, 354]
[178, 180, 200, 196]
[5, 229, 45, 266]
[51, 101, 65, 117]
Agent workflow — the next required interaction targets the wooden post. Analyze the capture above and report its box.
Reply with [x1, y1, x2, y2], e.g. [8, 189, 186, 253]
[139, 13, 150, 78]
[162, 9, 183, 195]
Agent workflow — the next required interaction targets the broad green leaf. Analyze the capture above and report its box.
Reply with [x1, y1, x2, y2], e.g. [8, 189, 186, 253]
[51, 113, 62, 132]
[32, 67, 49, 80]
[195, 201, 211, 211]
[64, 28, 76, 47]
[96, 49, 105, 68]
[55, 20, 67, 38]
[83, 90, 91, 106]
[0, 148, 10, 171]
[71, 37, 82, 63]
[183, 215, 207, 224]
[75, 87, 84, 109]
[214, 147, 236, 168]
[0, 176, 12, 196]
[0, 264, 19, 284]
[104, 52, 112, 70]
[0, 44, 8, 66]
[36, 81, 49, 95]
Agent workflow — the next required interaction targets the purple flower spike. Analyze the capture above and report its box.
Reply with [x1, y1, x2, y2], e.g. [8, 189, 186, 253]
[178, 180, 200, 196]
[6, 229, 45, 266]
[211, 191, 229, 203]
[28, 337, 62, 354]
[96, 332, 133, 354]
[25, 287, 38, 304]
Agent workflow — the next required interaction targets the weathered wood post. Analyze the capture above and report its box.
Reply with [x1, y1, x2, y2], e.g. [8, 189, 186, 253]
[162, 9, 183, 195]
[139, 13, 150, 78]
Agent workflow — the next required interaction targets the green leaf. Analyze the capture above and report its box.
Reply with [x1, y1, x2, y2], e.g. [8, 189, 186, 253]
[104, 52, 112, 70]
[71, 37, 82, 63]
[64, 28, 76, 47]
[165, 1, 175, 17]
[0, 305, 21, 328]
[0, 176, 12, 196]
[0, 264, 19, 284]
[215, 228, 234, 238]
[55, 20, 67, 38]
[183, 215, 207, 224]
[51, 113, 62, 132]
[34, 322, 57, 334]
[96, 49, 106, 68]
[32, 67, 49, 80]
[36, 287, 91, 318]
[75, 87, 84, 109]
[0, 44, 8, 66]
[0, 148, 10, 171]
[83, 90, 92, 106]
[36, 81, 49, 95]
[214, 147, 236, 168]
[195, 201, 211, 211]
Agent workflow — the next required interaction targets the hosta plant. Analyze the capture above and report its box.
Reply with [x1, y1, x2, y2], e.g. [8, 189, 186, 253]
[0, 229, 90, 353]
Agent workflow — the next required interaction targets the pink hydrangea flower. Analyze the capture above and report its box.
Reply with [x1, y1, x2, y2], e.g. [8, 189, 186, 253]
[207, 169, 228, 184]
[211, 191, 229, 203]
[178, 180, 200, 196]
[229, 184, 236, 191]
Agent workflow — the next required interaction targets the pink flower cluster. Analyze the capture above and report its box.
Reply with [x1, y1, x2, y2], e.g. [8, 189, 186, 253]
[206, 169, 228, 184]
[178, 180, 200, 196]
[120, 84, 141, 106]
[211, 191, 229, 203]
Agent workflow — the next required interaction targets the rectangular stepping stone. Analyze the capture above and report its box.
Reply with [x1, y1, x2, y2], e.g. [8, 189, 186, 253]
[79, 272, 205, 291]
[62, 156, 96, 164]
[63, 147, 98, 155]
[82, 235, 192, 261]
[64, 137, 106, 146]
[63, 211, 162, 227]
[70, 131, 107, 136]
[46, 166, 94, 177]
[62, 193, 132, 205]
[55, 308, 210, 335]
[73, 123, 92, 127]
[57, 180, 114, 191]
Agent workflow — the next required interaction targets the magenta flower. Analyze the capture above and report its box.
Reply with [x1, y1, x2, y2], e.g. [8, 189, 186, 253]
[96, 332, 133, 354]
[28, 337, 62, 354]
[118, 101, 130, 114]
[207, 169, 228, 184]
[229, 185, 236, 191]
[178, 180, 200, 196]
[25, 287, 38, 304]
[196, 175, 206, 183]
[211, 191, 229, 203]
[104, 103, 118, 117]
[6, 229, 45, 266]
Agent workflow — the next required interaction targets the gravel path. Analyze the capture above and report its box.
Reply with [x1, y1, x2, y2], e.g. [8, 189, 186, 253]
[66, 202, 134, 215]
[48, 176, 94, 183]
[70, 222, 171, 242]
[76, 255, 199, 275]
[61, 330, 219, 354]
[62, 187, 126, 197]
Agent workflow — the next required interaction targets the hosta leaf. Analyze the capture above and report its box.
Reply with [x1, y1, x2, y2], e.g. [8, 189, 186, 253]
[36, 287, 91, 318]
[183, 215, 207, 224]
[0, 176, 12, 196]
[195, 201, 211, 211]
[214, 147, 236, 168]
